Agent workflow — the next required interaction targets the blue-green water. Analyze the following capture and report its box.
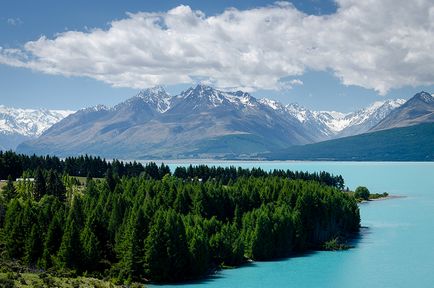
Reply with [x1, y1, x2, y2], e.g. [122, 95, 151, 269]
[156, 162, 434, 288]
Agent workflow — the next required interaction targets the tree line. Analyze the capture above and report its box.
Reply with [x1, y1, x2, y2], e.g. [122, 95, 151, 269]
[0, 150, 162, 179]
[174, 164, 345, 189]
[0, 164, 359, 284]
[0, 151, 345, 190]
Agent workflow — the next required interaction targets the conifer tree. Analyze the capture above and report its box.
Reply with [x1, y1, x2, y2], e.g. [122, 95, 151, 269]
[33, 167, 46, 201]
[105, 168, 116, 192]
[2, 175, 16, 202]
[144, 209, 189, 282]
[40, 214, 64, 269]
[46, 170, 66, 201]
[80, 224, 100, 271]
[24, 224, 43, 265]
[57, 218, 82, 269]
[117, 206, 147, 282]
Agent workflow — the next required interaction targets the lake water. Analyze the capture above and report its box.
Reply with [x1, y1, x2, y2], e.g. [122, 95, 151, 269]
[155, 161, 434, 288]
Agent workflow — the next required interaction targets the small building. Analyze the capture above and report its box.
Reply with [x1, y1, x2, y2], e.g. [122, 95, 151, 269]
[16, 178, 35, 182]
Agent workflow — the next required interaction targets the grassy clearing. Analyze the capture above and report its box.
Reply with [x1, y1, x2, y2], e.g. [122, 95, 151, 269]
[73, 176, 104, 185]
[0, 272, 143, 288]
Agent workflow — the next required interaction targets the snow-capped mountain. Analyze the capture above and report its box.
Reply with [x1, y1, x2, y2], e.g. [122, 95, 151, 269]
[260, 98, 405, 139]
[135, 86, 172, 113]
[17, 85, 313, 159]
[0, 106, 74, 150]
[371, 91, 434, 131]
[336, 99, 406, 136]
[15, 85, 410, 159]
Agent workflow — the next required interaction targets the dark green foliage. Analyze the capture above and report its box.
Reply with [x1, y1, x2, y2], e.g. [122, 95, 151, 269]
[57, 218, 82, 270]
[33, 167, 46, 201]
[40, 213, 64, 269]
[174, 165, 345, 189]
[56, 198, 84, 270]
[354, 186, 370, 200]
[24, 224, 43, 265]
[46, 170, 66, 201]
[116, 205, 147, 282]
[265, 122, 434, 161]
[0, 151, 161, 179]
[105, 168, 117, 192]
[1, 175, 16, 203]
[0, 164, 360, 284]
[144, 209, 189, 282]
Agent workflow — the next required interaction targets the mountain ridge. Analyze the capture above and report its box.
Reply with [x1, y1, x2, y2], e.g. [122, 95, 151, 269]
[371, 91, 434, 131]
[0, 106, 74, 150]
[264, 122, 434, 161]
[11, 86, 425, 159]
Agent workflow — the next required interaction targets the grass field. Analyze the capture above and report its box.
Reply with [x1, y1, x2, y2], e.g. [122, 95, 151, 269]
[0, 272, 143, 288]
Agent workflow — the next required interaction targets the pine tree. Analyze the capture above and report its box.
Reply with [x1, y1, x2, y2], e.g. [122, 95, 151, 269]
[105, 168, 116, 192]
[24, 224, 43, 265]
[117, 206, 147, 283]
[3, 199, 25, 259]
[56, 218, 82, 269]
[186, 225, 210, 276]
[46, 170, 66, 201]
[144, 209, 189, 282]
[80, 224, 100, 271]
[56, 197, 84, 269]
[2, 175, 16, 202]
[33, 167, 46, 201]
[40, 214, 63, 269]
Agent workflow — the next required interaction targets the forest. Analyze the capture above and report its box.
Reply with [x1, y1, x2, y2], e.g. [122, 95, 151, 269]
[0, 153, 360, 284]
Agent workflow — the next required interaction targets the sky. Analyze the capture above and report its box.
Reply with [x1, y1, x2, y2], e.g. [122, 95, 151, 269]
[0, 0, 433, 112]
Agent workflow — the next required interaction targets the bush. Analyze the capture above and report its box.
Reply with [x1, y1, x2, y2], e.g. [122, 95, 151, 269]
[0, 277, 15, 288]
[354, 186, 370, 201]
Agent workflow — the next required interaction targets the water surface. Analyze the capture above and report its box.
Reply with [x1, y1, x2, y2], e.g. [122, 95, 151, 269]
[154, 162, 434, 288]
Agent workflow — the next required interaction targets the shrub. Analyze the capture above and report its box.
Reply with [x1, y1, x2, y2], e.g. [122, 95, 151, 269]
[354, 186, 370, 201]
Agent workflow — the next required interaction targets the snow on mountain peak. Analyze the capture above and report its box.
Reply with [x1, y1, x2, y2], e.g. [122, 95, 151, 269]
[137, 86, 171, 113]
[259, 96, 406, 136]
[414, 91, 434, 103]
[179, 85, 258, 109]
[81, 104, 109, 113]
[0, 106, 74, 137]
[259, 98, 284, 111]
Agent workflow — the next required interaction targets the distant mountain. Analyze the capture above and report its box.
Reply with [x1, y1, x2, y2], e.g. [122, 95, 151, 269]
[371, 91, 434, 131]
[264, 123, 434, 161]
[259, 98, 405, 139]
[17, 85, 315, 159]
[15, 85, 416, 159]
[0, 106, 74, 150]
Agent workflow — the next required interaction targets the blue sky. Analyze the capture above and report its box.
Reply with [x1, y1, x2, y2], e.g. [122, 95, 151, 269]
[0, 0, 433, 112]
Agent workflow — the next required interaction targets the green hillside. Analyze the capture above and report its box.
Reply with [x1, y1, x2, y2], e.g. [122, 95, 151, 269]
[265, 123, 434, 161]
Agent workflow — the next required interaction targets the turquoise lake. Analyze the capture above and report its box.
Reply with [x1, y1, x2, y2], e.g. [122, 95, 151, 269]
[154, 161, 434, 288]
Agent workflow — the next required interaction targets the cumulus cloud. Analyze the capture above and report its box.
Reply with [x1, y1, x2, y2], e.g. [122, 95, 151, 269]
[0, 0, 433, 94]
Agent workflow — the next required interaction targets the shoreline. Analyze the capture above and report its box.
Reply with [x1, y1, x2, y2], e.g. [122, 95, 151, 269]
[359, 194, 405, 204]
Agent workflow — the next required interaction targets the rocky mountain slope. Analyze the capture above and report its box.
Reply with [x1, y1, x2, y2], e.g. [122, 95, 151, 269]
[17, 85, 313, 159]
[371, 91, 434, 131]
[14, 86, 414, 159]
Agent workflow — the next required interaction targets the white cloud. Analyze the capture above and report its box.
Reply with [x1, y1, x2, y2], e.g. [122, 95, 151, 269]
[0, 0, 433, 94]
[6, 18, 23, 26]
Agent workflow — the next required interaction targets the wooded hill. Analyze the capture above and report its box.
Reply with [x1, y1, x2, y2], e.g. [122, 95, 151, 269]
[0, 160, 360, 284]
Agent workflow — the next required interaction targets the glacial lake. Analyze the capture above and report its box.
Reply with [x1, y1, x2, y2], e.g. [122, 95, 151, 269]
[152, 161, 434, 288]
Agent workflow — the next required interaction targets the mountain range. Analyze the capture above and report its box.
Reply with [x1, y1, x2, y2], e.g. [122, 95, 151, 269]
[0, 106, 74, 150]
[12, 85, 424, 159]
[265, 91, 434, 161]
